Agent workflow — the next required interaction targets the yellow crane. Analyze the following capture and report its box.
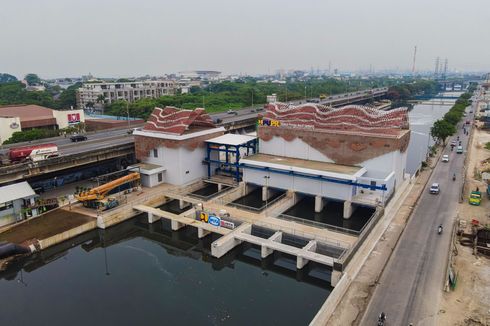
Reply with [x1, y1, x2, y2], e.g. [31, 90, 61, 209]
[75, 172, 140, 209]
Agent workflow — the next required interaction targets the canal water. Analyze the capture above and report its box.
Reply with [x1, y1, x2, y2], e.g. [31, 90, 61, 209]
[0, 216, 331, 326]
[406, 92, 462, 175]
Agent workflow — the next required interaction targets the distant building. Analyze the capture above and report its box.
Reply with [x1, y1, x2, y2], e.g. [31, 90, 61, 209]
[76, 80, 177, 108]
[178, 71, 221, 80]
[0, 104, 85, 144]
[0, 181, 38, 227]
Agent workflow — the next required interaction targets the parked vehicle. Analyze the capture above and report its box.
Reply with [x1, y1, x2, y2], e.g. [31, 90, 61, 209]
[9, 143, 59, 163]
[429, 183, 440, 194]
[70, 134, 87, 142]
[469, 190, 482, 206]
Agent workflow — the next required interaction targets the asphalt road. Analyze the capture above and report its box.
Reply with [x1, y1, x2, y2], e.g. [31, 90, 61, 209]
[360, 107, 474, 325]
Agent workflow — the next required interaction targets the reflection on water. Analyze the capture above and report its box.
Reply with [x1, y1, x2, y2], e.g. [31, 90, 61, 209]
[0, 216, 331, 326]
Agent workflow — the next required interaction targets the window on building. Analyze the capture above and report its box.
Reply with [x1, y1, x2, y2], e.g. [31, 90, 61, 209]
[153, 149, 158, 158]
[157, 173, 163, 182]
[0, 201, 14, 211]
[370, 181, 377, 190]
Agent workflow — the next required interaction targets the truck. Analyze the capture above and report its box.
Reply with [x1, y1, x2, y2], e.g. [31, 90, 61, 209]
[469, 190, 482, 206]
[9, 143, 59, 163]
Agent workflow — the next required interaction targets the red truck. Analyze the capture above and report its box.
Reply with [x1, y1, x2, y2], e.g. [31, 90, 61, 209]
[9, 143, 59, 162]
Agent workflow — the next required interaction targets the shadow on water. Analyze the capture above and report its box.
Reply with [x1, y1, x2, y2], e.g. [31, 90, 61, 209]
[190, 183, 229, 197]
[284, 196, 375, 232]
[231, 186, 285, 210]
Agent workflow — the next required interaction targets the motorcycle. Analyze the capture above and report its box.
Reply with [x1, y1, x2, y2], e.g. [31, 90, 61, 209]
[438, 225, 443, 234]
[378, 312, 386, 326]
[453, 174, 456, 181]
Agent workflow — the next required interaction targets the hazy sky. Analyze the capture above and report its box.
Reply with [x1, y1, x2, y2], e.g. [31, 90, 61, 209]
[1, 0, 489, 78]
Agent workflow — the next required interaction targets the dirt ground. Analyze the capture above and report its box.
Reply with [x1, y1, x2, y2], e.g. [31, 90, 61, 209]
[0, 208, 94, 245]
[438, 121, 490, 325]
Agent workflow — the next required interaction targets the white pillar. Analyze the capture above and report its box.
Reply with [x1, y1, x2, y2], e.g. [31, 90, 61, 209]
[314, 196, 325, 213]
[343, 201, 353, 219]
[211, 223, 252, 258]
[171, 220, 185, 231]
[148, 212, 160, 224]
[297, 240, 317, 269]
[179, 199, 186, 210]
[198, 227, 211, 238]
[261, 231, 282, 258]
[262, 186, 271, 202]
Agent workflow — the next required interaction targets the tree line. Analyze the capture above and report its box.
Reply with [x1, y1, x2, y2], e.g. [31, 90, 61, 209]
[0, 73, 79, 109]
[105, 78, 434, 120]
[430, 92, 473, 144]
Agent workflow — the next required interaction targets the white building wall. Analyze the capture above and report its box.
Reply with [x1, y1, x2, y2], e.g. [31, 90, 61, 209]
[178, 147, 207, 185]
[243, 168, 354, 201]
[361, 149, 406, 190]
[144, 145, 206, 186]
[52, 109, 86, 129]
[0, 117, 21, 145]
[260, 137, 334, 163]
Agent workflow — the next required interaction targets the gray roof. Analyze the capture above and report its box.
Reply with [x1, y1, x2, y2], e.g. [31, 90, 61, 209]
[0, 181, 36, 203]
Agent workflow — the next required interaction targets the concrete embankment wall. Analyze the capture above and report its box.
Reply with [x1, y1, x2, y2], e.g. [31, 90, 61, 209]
[38, 220, 97, 250]
[98, 193, 169, 229]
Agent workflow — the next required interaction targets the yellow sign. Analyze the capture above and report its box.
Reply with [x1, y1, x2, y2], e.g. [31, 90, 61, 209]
[258, 118, 281, 127]
[199, 212, 209, 222]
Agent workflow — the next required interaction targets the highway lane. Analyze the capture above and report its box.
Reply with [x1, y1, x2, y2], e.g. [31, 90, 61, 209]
[360, 107, 474, 325]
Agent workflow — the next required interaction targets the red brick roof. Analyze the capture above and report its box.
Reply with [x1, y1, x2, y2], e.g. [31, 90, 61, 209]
[143, 107, 216, 135]
[262, 103, 409, 136]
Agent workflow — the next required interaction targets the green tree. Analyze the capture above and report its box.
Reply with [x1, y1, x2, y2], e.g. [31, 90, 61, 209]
[24, 73, 41, 85]
[3, 128, 59, 144]
[0, 73, 17, 83]
[431, 119, 456, 144]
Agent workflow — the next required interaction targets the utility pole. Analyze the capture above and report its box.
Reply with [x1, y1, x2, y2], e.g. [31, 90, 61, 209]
[126, 101, 131, 131]
[434, 57, 440, 78]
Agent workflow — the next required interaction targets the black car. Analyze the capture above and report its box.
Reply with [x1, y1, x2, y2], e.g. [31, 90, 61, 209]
[70, 134, 87, 142]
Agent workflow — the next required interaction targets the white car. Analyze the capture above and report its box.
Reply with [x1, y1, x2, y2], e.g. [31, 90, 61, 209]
[429, 183, 440, 194]
[442, 154, 449, 162]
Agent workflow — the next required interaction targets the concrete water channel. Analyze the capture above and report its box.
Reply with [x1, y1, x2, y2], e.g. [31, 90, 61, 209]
[0, 215, 331, 326]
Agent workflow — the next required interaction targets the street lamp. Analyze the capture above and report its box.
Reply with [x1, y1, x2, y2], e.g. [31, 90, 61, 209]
[264, 175, 271, 213]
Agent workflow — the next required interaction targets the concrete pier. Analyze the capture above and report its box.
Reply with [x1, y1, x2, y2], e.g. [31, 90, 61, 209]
[343, 201, 353, 219]
[211, 223, 252, 258]
[261, 231, 283, 258]
[296, 240, 317, 269]
[179, 199, 186, 210]
[147, 212, 160, 224]
[315, 196, 325, 213]
[171, 220, 185, 231]
[198, 227, 211, 238]
[262, 186, 272, 202]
